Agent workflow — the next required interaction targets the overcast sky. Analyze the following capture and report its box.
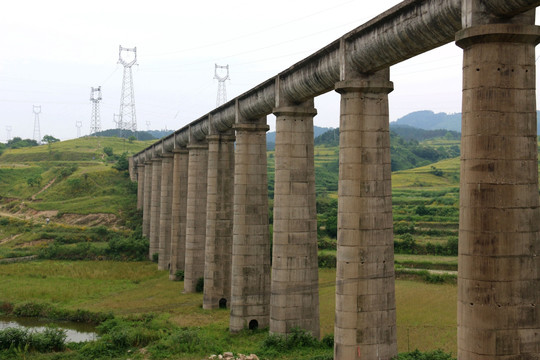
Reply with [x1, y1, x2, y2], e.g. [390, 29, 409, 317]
[0, 1, 538, 142]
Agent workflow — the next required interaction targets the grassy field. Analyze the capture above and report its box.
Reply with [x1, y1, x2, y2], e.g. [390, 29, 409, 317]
[0, 261, 457, 356]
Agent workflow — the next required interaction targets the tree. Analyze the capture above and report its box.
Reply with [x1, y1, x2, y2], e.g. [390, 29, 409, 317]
[103, 147, 114, 157]
[7, 137, 38, 149]
[42, 135, 60, 144]
[27, 175, 42, 187]
[113, 152, 129, 171]
[128, 135, 136, 143]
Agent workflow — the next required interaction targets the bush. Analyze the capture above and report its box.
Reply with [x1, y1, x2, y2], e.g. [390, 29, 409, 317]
[394, 234, 417, 254]
[106, 234, 149, 261]
[0, 302, 13, 315]
[0, 326, 66, 352]
[318, 253, 336, 268]
[261, 327, 320, 352]
[394, 349, 455, 360]
[317, 236, 336, 250]
[321, 333, 334, 348]
[103, 146, 114, 157]
[195, 277, 204, 293]
[13, 302, 51, 317]
[174, 270, 185, 281]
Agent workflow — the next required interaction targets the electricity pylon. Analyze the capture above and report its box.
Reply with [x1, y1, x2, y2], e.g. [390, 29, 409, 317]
[90, 86, 102, 136]
[32, 105, 41, 144]
[76, 120, 83, 138]
[5, 126, 12, 142]
[214, 64, 230, 107]
[113, 113, 123, 138]
[118, 45, 137, 138]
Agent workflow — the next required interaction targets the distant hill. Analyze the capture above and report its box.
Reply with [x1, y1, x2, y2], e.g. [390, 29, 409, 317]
[393, 111, 462, 132]
[390, 124, 460, 142]
[146, 130, 174, 139]
[393, 110, 540, 134]
[312, 126, 460, 172]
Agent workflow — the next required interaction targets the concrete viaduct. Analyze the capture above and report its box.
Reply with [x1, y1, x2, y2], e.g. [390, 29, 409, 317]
[129, 0, 540, 358]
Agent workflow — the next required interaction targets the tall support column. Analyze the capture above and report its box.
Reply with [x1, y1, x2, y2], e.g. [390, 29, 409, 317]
[203, 131, 235, 309]
[456, 5, 540, 358]
[142, 160, 153, 240]
[230, 117, 271, 332]
[169, 148, 189, 280]
[128, 157, 136, 182]
[184, 140, 209, 293]
[270, 100, 319, 338]
[334, 70, 397, 359]
[158, 153, 174, 271]
[149, 158, 162, 261]
[136, 164, 145, 210]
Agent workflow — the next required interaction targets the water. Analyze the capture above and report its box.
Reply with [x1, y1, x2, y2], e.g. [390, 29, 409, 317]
[0, 316, 98, 342]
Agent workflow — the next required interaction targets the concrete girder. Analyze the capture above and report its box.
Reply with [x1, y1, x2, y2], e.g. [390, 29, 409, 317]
[131, 0, 539, 165]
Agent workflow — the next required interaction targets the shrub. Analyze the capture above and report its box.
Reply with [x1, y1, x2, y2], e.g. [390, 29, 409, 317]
[103, 146, 114, 157]
[394, 234, 417, 254]
[317, 236, 336, 250]
[195, 277, 204, 293]
[261, 327, 320, 352]
[13, 301, 51, 317]
[174, 270, 185, 281]
[321, 333, 334, 348]
[0, 302, 13, 315]
[152, 253, 159, 263]
[394, 349, 455, 360]
[106, 235, 149, 261]
[318, 253, 336, 268]
[0, 326, 66, 352]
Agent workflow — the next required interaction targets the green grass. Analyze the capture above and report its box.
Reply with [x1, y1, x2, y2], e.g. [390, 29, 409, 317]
[0, 261, 457, 356]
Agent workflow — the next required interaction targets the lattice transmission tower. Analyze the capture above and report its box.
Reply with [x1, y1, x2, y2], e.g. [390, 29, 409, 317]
[32, 105, 41, 144]
[76, 120, 83, 138]
[214, 64, 230, 107]
[118, 45, 138, 138]
[5, 126, 12, 142]
[90, 86, 102, 136]
[113, 114, 122, 138]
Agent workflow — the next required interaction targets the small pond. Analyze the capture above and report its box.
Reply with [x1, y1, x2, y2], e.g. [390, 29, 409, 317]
[0, 316, 98, 342]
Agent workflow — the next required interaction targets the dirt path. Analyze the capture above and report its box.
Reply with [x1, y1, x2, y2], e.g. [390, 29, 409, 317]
[31, 177, 56, 200]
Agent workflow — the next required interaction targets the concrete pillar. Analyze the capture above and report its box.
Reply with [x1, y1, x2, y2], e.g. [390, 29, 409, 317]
[334, 70, 397, 360]
[203, 131, 235, 309]
[230, 118, 271, 332]
[184, 140, 209, 293]
[149, 158, 162, 261]
[158, 153, 174, 271]
[128, 156, 136, 181]
[136, 164, 145, 210]
[270, 100, 320, 338]
[169, 148, 189, 280]
[456, 5, 540, 358]
[142, 160, 153, 240]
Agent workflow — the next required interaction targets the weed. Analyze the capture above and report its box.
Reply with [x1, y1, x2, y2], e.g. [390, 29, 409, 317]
[196, 277, 204, 293]
[394, 349, 456, 360]
[174, 270, 185, 281]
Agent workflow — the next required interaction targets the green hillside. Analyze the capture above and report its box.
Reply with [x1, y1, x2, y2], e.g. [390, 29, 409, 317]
[0, 137, 152, 214]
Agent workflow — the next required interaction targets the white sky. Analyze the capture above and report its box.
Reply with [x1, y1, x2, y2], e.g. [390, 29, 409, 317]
[0, 1, 538, 141]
